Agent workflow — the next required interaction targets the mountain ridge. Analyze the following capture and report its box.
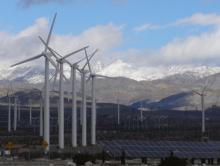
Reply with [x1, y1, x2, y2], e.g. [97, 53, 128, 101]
[1, 61, 220, 110]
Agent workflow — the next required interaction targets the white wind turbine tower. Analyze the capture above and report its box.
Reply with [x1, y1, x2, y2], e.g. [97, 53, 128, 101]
[7, 92, 11, 133]
[85, 49, 113, 145]
[78, 49, 100, 146]
[39, 43, 92, 147]
[39, 36, 89, 149]
[7, 82, 13, 133]
[62, 57, 88, 147]
[69, 59, 85, 147]
[39, 82, 52, 137]
[13, 96, 18, 131]
[39, 76, 55, 138]
[29, 99, 32, 125]
[39, 94, 43, 137]
[117, 97, 120, 125]
[115, 84, 120, 126]
[66, 57, 90, 147]
[11, 13, 59, 151]
[113, 78, 122, 126]
[192, 90, 206, 137]
[62, 48, 95, 147]
[51, 48, 89, 148]
[189, 69, 216, 140]
[18, 100, 21, 122]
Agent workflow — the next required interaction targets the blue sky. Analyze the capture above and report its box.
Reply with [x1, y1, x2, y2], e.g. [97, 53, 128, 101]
[1, 0, 220, 70]
[0, 0, 219, 49]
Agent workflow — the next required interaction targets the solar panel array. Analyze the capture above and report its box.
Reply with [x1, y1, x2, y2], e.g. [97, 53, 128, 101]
[99, 140, 220, 159]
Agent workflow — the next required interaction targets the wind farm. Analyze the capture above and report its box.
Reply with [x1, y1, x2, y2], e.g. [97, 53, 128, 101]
[2, 1, 220, 166]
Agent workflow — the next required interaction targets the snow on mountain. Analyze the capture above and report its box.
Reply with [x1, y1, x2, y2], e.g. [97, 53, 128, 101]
[97, 60, 220, 81]
[0, 65, 47, 84]
[0, 59, 220, 84]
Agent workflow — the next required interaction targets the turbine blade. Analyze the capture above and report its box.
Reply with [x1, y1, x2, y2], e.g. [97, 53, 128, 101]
[44, 13, 57, 52]
[52, 63, 60, 90]
[40, 36, 71, 71]
[61, 46, 89, 60]
[44, 53, 57, 69]
[82, 49, 98, 69]
[44, 52, 69, 82]
[89, 49, 98, 61]
[62, 59, 72, 66]
[72, 52, 95, 66]
[95, 74, 114, 79]
[62, 71, 69, 82]
[51, 49, 62, 59]
[75, 57, 86, 64]
[85, 49, 92, 74]
[192, 90, 202, 96]
[86, 76, 91, 83]
[11, 54, 43, 67]
[76, 68, 81, 73]
[39, 36, 61, 60]
[49, 65, 57, 82]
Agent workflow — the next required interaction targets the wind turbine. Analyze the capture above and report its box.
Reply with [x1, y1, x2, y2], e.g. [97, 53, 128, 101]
[191, 74, 216, 139]
[39, 36, 89, 149]
[192, 90, 206, 136]
[76, 49, 101, 146]
[11, 13, 59, 151]
[85, 49, 113, 145]
[80, 65, 89, 146]
[193, 87, 213, 139]
[52, 49, 89, 148]
[63, 50, 98, 147]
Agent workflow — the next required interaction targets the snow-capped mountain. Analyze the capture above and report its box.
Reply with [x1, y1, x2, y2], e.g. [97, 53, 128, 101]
[1, 59, 220, 84]
[0, 65, 70, 84]
[1, 60, 220, 108]
[97, 60, 220, 81]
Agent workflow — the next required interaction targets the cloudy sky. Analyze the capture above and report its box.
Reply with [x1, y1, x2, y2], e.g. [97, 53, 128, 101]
[1, 0, 220, 73]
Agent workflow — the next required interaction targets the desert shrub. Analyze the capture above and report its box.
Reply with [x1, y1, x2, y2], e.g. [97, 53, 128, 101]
[159, 154, 187, 166]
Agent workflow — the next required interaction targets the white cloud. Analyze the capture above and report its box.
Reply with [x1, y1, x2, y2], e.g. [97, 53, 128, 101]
[166, 13, 220, 64]
[129, 13, 220, 66]
[0, 17, 122, 68]
[3, 12, 220, 81]
[52, 24, 122, 55]
[174, 13, 220, 27]
[98, 18, 220, 67]
[159, 18, 220, 65]
[18, 0, 70, 8]
[134, 23, 159, 32]
[135, 13, 220, 33]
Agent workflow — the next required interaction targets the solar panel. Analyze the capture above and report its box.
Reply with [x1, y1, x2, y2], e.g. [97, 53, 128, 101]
[99, 140, 220, 159]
